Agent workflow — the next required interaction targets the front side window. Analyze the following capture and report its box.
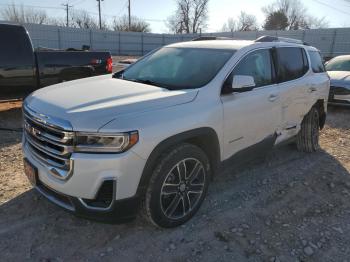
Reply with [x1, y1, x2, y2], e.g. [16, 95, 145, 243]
[120, 47, 235, 90]
[326, 57, 350, 71]
[308, 51, 326, 73]
[276, 47, 309, 82]
[227, 49, 274, 88]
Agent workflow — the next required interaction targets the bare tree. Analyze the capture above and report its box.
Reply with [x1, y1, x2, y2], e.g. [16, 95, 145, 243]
[236, 11, 258, 31]
[222, 18, 237, 32]
[71, 10, 108, 30]
[262, 0, 328, 30]
[303, 16, 329, 29]
[48, 17, 67, 27]
[166, 0, 209, 34]
[1, 4, 48, 24]
[222, 12, 258, 32]
[112, 15, 151, 32]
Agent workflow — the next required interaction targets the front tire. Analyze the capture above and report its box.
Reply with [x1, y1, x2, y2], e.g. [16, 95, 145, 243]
[143, 143, 210, 228]
[297, 107, 320, 152]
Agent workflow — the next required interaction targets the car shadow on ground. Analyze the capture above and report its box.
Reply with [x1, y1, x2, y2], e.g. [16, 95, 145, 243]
[1, 144, 350, 262]
[326, 105, 350, 130]
[0, 105, 23, 149]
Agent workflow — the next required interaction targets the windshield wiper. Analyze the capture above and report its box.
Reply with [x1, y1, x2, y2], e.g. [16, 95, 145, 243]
[130, 79, 169, 88]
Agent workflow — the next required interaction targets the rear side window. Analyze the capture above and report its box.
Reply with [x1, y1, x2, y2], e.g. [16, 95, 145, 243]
[275, 47, 309, 82]
[308, 51, 325, 73]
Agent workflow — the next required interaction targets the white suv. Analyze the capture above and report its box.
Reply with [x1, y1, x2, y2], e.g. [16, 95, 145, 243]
[22, 36, 330, 227]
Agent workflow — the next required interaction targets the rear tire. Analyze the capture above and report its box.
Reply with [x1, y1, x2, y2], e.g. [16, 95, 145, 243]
[297, 107, 320, 152]
[142, 143, 210, 228]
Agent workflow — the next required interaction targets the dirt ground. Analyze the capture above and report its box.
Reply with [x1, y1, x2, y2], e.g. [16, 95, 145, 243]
[0, 99, 349, 262]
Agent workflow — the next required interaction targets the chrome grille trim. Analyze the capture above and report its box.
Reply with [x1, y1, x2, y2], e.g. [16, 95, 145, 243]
[24, 121, 73, 157]
[23, 103, 74, 180]
[23, 119, 73, 144]
[25, 133, 71, 163]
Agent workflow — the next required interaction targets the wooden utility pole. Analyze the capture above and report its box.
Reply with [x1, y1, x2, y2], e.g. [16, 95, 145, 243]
[97, 0, 104, 30]
[62, 3, 73, 27]
[128, 0, 131, 31]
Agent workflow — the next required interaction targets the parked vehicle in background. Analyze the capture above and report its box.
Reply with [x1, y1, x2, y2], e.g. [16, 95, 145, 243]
[326, 55, 350, 106]
[0, 23, 112, 99]
[115, 58, 138, 72]
[22, 36, 329, 228]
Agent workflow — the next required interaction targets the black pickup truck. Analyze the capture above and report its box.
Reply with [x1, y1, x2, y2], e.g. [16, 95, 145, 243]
[0, 23, 113, 98]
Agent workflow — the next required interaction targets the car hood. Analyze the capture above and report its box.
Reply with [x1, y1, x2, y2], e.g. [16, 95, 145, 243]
[328, 71, 350, 88]
[25, 75, 198, 132]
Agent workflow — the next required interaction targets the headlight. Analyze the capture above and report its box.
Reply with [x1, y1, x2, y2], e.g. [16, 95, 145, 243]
[74, 131, 139, 153]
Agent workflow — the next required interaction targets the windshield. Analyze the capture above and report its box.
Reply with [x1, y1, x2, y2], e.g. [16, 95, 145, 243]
[118, 47, 235, 90]
[326, 57, 350, 71]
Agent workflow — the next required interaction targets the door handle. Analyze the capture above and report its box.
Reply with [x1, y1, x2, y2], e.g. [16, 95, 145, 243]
[268, 94, 278, 102]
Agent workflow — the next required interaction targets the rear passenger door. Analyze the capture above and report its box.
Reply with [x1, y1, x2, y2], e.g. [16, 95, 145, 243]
[274, 47, 310, 135]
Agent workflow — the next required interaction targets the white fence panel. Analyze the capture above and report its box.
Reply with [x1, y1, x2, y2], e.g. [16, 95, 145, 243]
[25, 23, 60, 49]
[304, 29, 335, 56]
[5, 22, 350, 57]
[333, 28, 350, 56]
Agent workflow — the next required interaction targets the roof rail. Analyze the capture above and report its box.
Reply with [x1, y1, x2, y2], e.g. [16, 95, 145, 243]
[255, 35, 309, 46]
[192, 36, 233, 41]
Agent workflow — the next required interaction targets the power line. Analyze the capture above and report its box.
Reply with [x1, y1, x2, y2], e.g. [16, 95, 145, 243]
[0, 3, 166, 23]
[71, 0, 87, 5]
[143, 18, 166, 22]
[114, 0, 128, 17]
[0, 3, 62, 10]
[311, 0, 350, 16]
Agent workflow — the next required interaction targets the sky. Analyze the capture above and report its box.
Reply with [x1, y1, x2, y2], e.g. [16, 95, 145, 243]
[1, 0, 350, 33]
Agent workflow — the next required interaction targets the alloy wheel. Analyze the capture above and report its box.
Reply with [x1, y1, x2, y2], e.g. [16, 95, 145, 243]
[160, 158, 206, 220]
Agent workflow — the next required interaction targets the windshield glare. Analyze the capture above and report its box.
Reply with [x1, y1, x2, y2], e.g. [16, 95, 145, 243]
[326, 57, 350, 71]
[121, 47, 235, 90]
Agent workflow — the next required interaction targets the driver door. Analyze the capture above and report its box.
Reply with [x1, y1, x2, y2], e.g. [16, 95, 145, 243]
[220, 48, 282, 160]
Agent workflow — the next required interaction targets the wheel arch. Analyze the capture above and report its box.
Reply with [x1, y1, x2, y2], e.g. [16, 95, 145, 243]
[314, 99, 326, 129]
[136, 127, 221, 197]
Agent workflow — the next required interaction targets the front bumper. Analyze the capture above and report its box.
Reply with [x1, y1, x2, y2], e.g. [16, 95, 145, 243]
[328, 86, 350, 106]
[34, 176, 140, 223]
[23, 139, 147, 222]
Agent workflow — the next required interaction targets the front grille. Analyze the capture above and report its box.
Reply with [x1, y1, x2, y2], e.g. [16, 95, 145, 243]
[330, 86, 350, 95]
[23, 105, 74, 180]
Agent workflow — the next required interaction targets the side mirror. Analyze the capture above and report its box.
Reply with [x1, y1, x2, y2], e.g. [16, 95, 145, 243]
[232, 75, 256, 92]
[112, 70, 124, 79]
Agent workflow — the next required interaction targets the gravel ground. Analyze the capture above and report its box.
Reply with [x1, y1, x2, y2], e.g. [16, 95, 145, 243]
[0, 102, 349, 262]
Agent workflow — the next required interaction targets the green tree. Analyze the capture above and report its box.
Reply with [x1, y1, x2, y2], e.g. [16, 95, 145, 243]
[263, 10, 289, 30]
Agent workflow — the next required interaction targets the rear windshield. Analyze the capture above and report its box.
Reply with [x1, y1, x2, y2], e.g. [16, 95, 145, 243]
[326, 57, 350, 71]
[0, 25, 34, 66]
[120, 47, 235, 90]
